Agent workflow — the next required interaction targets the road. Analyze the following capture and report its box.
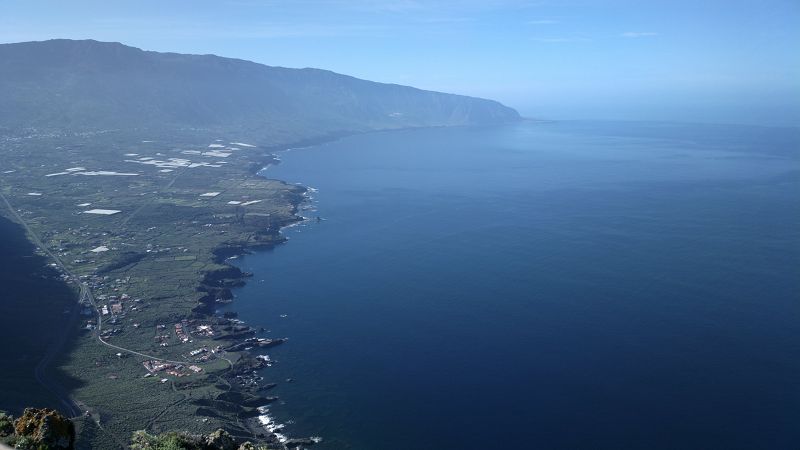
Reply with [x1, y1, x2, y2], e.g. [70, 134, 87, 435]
[0, 189, 191, 415]
[93, 299, 189, 365]
[0, 189, 82, 417]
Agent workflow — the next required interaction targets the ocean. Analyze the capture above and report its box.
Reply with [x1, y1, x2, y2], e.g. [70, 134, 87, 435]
[227, 120, 800, 450]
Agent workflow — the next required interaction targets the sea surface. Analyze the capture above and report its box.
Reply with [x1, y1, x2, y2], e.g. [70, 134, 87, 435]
[229, 121, 800, 450]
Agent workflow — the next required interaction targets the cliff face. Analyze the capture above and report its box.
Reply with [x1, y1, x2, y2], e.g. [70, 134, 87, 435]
[0, 40, 520, 137]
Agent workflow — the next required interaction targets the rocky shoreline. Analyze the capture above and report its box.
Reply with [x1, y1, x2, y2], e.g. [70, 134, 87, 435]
[188, 157, 319, 448]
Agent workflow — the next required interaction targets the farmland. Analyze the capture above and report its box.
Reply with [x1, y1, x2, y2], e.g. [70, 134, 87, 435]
[0, 128, 309, 448]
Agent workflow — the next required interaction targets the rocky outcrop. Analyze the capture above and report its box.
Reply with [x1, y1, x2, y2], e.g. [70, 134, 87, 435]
[224, 337, 286, 351]
[285, 438, 318, 448]
[204, 429, 237, 450]
[12, 408, 75, 449]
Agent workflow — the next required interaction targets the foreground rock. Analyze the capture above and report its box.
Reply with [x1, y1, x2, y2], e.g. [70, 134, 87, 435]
[6, 408, 75, 449]
[205, 428, 238, 450]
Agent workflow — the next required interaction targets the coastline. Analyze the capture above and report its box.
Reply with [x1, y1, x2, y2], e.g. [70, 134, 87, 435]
[192, 176, 309, 447]
[177, 135, 335, 446]
[191, 128, 379, 445]
[0, 131, 320, 448]
[1, 122, 519, 448]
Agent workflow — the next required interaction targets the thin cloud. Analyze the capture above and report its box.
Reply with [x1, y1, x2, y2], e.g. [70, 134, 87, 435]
[621, 31, 658, 38]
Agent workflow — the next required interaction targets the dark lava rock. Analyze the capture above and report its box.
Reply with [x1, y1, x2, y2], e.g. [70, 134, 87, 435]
[223, 337, 285, 351]
[285, 437, 318, 448]
[229, 357, 267, 376]
[215, 329, 258, 342]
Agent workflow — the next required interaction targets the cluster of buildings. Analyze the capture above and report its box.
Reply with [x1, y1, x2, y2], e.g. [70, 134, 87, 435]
[155, 324, 171, 347]
[188, 344, 224, 363]
[157, 320, 216, 349]
[143, 359, 204, 378]
[195, 324, 215, 337]
[143, 360, 186, 377]
[175, 320, 190, 343]
[189, 347, 207, 357]
[168, 320, 218, 346]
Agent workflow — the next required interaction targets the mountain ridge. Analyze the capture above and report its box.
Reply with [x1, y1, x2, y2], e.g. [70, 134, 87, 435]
[0, 39, 520, 140]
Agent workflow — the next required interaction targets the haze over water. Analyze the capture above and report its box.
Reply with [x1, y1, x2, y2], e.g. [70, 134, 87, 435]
[230, 121, 800, 449]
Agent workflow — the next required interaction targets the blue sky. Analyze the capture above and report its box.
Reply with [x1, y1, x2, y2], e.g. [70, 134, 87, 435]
[2, 0, 799, 125]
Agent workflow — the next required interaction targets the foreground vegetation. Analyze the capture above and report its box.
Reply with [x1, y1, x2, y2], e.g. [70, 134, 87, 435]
[1, 407, 282, 450]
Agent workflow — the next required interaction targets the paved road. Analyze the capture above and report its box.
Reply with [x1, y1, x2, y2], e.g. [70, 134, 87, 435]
[0, 190, 190, 414]
[2, 189, 191, 354]
[94, 305, 189, 365]
[0, 190, 81, 417]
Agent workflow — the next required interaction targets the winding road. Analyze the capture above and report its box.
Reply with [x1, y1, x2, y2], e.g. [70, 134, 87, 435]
[0, 190, 190, 417]
[0, 189, 82, 417]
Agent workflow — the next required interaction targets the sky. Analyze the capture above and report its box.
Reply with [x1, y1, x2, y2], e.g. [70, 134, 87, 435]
[1, 0, 799, 125]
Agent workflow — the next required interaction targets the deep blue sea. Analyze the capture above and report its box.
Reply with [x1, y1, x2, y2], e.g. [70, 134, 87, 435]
[230, 121, 800, 450]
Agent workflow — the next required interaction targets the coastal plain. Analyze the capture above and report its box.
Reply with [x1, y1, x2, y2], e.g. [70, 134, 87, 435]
[0, 128, 309, 448]
[0, 38, 522, 449]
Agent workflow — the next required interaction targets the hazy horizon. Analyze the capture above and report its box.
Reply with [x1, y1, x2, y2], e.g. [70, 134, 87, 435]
[2, 0, 798, 126]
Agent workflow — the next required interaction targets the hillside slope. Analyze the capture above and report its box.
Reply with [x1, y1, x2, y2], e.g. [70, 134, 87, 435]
[0, 39, 520, 139]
